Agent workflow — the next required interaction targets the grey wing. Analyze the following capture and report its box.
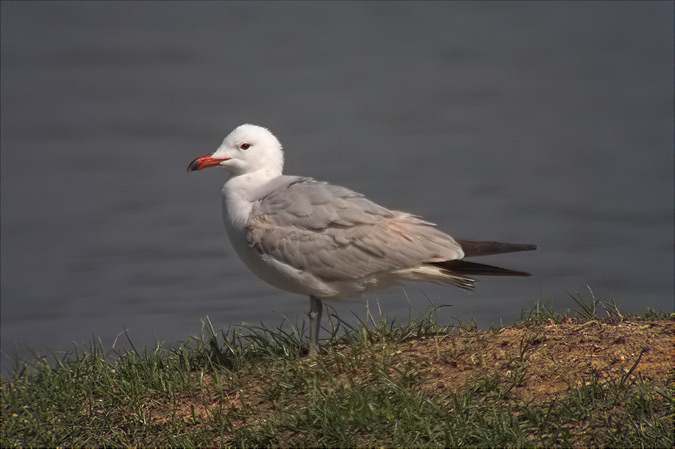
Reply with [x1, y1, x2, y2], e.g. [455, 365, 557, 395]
[245, 178, 464, 281]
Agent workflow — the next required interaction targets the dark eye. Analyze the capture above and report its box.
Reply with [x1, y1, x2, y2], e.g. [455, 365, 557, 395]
[240, 143, 251, 150]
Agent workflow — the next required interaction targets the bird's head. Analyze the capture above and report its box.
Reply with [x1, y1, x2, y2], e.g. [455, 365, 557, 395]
[188, 124, 284, 177]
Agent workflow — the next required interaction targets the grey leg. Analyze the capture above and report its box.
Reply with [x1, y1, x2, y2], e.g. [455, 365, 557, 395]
[308, 296, 323, 357]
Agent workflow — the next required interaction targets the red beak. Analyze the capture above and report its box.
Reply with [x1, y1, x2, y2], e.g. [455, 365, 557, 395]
[187, 155, 229, 172]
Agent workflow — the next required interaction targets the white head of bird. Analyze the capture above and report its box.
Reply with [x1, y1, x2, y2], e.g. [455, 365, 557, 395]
[188, 124, 284, 178]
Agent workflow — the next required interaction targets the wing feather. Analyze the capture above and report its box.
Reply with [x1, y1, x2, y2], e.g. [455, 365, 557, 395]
[246, 178, 464, 282]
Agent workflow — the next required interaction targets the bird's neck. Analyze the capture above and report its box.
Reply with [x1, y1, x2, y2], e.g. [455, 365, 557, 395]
[222, 168, 279, 229]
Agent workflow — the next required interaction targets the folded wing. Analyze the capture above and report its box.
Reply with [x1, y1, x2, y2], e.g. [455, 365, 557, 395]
[246, 178, 464, 282]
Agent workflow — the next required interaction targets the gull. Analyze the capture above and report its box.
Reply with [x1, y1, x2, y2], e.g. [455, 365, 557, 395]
[188, 124, 537, 356]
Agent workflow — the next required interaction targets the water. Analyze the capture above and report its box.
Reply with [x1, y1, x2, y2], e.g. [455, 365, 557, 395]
[2, 2, 673, 370]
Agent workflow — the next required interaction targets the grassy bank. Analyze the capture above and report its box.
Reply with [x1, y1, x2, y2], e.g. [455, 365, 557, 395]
[2, 295, 673, 447]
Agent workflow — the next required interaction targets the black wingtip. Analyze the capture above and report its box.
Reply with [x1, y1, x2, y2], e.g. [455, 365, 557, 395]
[430, 260, 532, 277]
[457, 240, 538, 258]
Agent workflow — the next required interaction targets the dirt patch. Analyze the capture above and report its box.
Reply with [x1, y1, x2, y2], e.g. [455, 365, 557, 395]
[381, 318, 673, 403]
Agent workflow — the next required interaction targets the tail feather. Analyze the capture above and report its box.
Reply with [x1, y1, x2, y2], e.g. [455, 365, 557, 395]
[457, 240, 538, 257]
[429, 259, 532, 277]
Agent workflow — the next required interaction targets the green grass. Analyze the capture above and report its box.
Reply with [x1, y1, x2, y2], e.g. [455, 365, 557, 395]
[2, 293, 673, 447]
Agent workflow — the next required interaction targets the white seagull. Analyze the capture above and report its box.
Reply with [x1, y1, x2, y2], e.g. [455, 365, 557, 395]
[188, 124, 536, 356]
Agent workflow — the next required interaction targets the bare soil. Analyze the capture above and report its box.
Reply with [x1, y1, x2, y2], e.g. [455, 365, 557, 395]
[381, 318, 673, 402]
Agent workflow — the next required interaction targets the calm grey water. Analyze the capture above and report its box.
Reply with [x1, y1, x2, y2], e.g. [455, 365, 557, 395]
[2, 2, 673, 369]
